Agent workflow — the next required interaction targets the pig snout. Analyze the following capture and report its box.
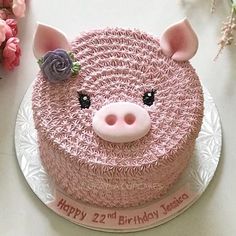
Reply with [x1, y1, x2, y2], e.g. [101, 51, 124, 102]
[92, 102, 151, 143]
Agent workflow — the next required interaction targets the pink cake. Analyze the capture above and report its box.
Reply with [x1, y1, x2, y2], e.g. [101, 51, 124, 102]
[32, 19, 204, 208]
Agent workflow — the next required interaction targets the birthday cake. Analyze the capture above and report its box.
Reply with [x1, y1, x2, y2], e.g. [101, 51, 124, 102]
[32, 19, 204, 208]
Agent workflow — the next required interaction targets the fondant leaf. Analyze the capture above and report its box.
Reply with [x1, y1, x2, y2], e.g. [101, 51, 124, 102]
[33, 23, 70, 59]
[160, 18, 198, 62]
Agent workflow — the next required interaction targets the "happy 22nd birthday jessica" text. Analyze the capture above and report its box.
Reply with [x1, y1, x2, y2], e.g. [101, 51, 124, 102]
[56, 191, 190, 226]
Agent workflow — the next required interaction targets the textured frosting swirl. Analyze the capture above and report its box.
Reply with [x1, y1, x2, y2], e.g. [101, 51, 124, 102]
[32, 28, 204, 207]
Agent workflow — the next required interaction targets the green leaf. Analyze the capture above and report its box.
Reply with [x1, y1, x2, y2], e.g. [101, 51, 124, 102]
[37, 58, 44, 66]
[71, 61, 81, 77]
[67, 51, 81, 77]
[68, 51, 75, 61]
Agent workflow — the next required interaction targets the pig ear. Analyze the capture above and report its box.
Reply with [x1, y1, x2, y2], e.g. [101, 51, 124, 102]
[33, 23, 71, 59]
[160, 18, 198, 62]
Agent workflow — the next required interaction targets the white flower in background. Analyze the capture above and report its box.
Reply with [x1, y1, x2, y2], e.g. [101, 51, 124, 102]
[211, 0, 236, 59]
[0, 19, 6, 43]
[12, 0, 26, 18]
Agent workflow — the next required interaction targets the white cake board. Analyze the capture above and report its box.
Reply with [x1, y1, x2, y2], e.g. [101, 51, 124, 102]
[14, 83, 222, 232]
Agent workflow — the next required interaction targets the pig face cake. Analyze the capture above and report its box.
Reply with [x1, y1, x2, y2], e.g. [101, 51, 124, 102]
[32, 19, 203, 208]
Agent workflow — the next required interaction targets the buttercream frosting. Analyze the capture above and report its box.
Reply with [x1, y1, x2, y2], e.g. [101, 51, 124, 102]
[32, 27, 204, 208]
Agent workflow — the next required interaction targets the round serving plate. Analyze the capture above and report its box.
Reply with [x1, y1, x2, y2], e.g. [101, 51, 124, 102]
[15, 83, 222, 232]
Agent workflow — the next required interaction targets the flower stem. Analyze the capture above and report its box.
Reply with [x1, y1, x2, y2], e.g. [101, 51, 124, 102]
[210, 0, 216, 13]
[214, 7, 235, 61]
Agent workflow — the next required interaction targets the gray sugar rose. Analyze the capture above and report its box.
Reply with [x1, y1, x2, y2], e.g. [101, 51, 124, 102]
[39, 49, 73, 82]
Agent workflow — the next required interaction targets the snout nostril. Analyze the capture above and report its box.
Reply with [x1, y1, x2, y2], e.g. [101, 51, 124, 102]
[105, 114, 117, 126]
[124, 113, 136, 125]
[93, 102, 151, 143]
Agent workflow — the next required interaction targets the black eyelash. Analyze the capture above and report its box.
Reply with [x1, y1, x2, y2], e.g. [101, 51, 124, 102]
[143, 90, 156, 106]
[77, 92, 91, 109]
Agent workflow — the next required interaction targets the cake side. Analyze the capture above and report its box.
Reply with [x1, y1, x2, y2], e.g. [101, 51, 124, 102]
[37, 129, 196, 207]
[32, 26, 203, 207]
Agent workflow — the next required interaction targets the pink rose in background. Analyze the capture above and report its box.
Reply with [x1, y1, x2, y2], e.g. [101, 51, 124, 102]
[0, 0, 12, 7]
[4, 23, 13, 39]
[6, 19, 17, 36]
[0, 19, 17, 42]
[2, 37, 21, 70]
[0, 0, 25, 71]
[12, 0, 25, 18]
[0, 9, 7, 20]
[0, 19, 6, 44]
[0, 9, 15, 20]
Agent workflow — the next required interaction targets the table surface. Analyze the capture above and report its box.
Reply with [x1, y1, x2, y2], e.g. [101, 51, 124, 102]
[0, 0, 236, 235]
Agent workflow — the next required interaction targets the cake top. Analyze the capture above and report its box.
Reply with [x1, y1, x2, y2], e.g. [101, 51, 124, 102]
[32, 20, 203, 170]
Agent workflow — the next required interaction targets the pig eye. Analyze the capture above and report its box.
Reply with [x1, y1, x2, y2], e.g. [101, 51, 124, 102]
[143, 90, 156, 106]
[77, 92, 91, 109]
